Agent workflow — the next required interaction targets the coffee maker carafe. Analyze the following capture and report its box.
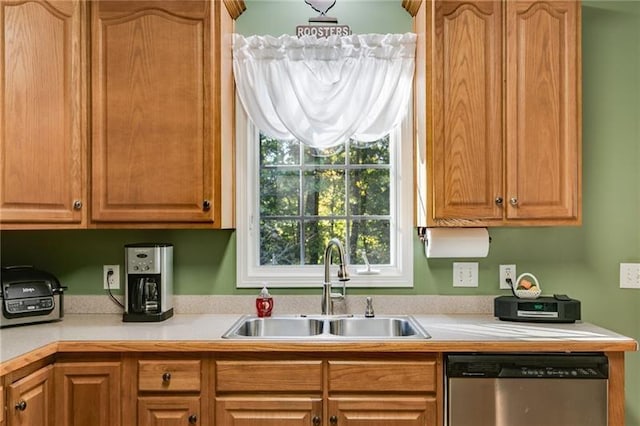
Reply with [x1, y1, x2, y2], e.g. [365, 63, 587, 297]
[124, 243, 174, 322]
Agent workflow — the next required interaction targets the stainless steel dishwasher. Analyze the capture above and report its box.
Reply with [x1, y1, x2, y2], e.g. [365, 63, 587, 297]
[446, 353, 608, 426]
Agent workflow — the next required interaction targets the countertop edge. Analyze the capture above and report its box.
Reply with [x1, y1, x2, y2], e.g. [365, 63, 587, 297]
[1, 313, 637, 377]
[2, 340, 636, 377]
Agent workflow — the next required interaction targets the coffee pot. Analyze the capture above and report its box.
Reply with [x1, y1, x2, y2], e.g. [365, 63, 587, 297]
[123, 243, 173, 322]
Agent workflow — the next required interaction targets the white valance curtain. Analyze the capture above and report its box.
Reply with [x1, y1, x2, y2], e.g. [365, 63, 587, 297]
[233, 33, 416, 149]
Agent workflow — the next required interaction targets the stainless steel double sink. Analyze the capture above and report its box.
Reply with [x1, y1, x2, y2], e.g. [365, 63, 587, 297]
[222, 314, 431, 339]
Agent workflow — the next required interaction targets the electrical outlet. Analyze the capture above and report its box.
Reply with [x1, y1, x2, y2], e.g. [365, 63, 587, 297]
[453, 262, 478, 287]
[103, 265, 120, 290]
[620, 263, 640, 289]
[499, 264, 517, 290]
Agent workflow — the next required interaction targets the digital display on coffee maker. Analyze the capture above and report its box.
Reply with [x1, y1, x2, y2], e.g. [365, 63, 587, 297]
[136, 253, 148, 258]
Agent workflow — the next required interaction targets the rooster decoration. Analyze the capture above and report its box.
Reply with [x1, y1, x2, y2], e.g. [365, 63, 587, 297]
[305, 0, 338, 23]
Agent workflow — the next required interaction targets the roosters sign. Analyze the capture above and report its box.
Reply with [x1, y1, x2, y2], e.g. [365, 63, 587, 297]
[296, 0, 352, 37]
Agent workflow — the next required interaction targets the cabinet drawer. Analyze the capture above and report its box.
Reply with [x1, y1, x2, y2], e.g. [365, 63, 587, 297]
[138, 360, 201, 392]
[216, 361, 322, 392]
[328, 360, 437, 392]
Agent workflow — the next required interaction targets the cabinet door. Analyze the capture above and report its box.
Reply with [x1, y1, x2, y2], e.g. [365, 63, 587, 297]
[429, 0, 503, 225]
[138, 396, 200, 426]
[7, 365, 53, 426]
[328, 397, 436, 426]
[0, 0, 85, 226]
[216, 397, 322, 426]
[54, 362, 121, 426]
[505, 0, 581, 222]
[91, 0, 214, 223]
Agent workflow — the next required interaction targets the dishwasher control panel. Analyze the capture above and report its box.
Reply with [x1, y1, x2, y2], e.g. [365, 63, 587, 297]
[447, 353, 609, 379]
[506, 366, 607, 378]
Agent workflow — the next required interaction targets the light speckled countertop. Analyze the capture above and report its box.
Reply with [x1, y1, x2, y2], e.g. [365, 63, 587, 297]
[1, 313, 636, 370]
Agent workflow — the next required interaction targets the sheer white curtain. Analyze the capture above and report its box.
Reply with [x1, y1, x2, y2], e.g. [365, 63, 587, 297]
[233, 33, 416, 149]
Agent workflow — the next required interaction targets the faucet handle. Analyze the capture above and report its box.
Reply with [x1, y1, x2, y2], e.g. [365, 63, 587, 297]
[364, 296, 375, 318]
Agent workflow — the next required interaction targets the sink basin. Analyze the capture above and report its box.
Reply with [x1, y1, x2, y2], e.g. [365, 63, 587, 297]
[328, 316, 427, 338]
[222, 315, 430, 339]
[223, 316, 324, 338]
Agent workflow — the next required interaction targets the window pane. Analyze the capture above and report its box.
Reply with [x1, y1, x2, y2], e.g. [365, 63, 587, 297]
[304, 144, 346, 165]
[260, 135, 300, 166]
[349, 169, 390, 215]
[260, 169, 300, 216]
[348, 220, 391, 265]
[349, 136, 390, 165]
[260, 220, 301, 265]
[303, 170, 346, 216]
[304, 219, 347, 265]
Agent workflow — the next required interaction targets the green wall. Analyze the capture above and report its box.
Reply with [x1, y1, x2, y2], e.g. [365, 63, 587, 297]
[1, 1, 639, 423]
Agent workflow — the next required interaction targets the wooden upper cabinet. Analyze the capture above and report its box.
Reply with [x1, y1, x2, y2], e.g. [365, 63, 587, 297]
[0, 0, 85, 228]
[91, 0, 235, 227]
[421, 0, 581, 227]
[505, 0, 581, 221]
[430, 1, 503, 223]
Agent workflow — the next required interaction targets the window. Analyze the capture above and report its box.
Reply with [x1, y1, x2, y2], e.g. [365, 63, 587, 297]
[236, 102, 413, 288]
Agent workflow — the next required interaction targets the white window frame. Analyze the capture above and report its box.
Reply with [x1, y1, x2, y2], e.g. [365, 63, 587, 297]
[235, 96, 414, 288]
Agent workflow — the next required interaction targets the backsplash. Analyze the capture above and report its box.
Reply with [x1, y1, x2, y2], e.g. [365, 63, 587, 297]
[63, 294, 495, 316]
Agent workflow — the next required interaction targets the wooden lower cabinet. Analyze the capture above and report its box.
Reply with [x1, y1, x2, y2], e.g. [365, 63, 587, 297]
[216, 397, 322, 426]
[138, 396, 200, 426]
[328, 397, 437, 426]
[54, 362, 121, 426]
[215, 357, 439, 426]
[6, 365, 53, 426]
[127, 357, 209, 426]
[1, 384, 4, 425]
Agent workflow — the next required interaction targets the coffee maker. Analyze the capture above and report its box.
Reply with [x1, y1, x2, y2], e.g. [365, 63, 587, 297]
[123, 243, 174, 322]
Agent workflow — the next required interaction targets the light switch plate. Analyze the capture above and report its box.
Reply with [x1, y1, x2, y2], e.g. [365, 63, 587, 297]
[453, 262, 479, 287]
[620, 263, 640, 289]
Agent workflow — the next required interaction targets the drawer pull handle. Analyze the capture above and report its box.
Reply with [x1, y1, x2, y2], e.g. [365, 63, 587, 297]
[189, 414, 198, 424]
[312, 415, 321, 425]
[15, 400, 27, 411]
[330, 415, 338, 424]
[162, 372, 172, 383]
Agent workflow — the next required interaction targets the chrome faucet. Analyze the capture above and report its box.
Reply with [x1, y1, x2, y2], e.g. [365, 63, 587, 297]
[322, 238, 350, 315]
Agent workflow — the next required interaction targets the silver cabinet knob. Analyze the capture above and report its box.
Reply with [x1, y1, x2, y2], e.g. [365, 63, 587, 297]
[495, 197, 504, 206]
[203, 200, 211, 211]
[510, 197, 518, 206]
[73, 200, 82, 210]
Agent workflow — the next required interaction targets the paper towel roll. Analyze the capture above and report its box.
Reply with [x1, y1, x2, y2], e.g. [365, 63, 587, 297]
[424, 228, 490, 258]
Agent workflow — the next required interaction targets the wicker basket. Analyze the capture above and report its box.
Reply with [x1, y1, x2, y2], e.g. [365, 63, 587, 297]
[513, 273, 541, 299]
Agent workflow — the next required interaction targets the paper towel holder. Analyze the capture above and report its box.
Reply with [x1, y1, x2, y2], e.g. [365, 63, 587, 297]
[417, 227, 492, 258]
[417, 227, 493, 243]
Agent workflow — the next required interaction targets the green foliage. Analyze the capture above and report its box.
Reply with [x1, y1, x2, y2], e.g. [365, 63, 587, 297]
[259, 134, 392, 266]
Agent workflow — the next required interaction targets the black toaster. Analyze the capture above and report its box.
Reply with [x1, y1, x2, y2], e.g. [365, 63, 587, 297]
[1, 266, 66, 327]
